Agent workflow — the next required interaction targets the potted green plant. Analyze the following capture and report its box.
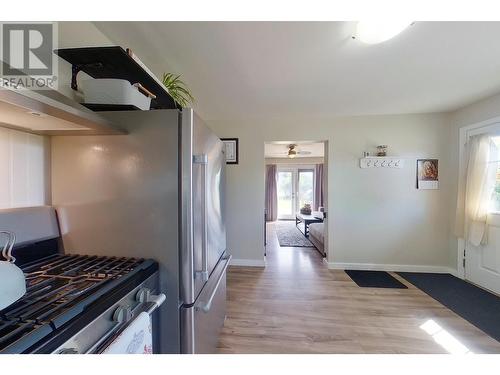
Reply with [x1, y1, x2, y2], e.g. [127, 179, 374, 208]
[161, 73, 195, 108]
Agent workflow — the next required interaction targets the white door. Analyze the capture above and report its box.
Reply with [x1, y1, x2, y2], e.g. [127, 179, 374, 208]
[466, 213, 500, 294]
[277, 167, 315, 220]
[465, 135, 500, 294]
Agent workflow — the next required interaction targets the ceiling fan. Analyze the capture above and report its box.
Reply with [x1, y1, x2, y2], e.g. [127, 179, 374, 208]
[275, 144, 312, 158]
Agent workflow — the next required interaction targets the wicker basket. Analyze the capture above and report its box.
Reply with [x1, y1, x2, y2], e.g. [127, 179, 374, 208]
[300, 204, 312, 215]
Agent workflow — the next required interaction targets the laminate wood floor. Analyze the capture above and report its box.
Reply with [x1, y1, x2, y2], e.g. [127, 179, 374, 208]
[216, 222, 500, 353]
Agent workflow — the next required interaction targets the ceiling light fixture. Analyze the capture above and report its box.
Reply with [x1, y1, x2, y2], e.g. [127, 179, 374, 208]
[353, 21, 413, 44]
[288, 144, 297, 159]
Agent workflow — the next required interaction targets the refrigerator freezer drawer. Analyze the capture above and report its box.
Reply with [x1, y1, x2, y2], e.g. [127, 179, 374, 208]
[180, 254, 231, 353]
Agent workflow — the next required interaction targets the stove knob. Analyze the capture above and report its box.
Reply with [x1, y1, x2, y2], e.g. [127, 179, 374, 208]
[113, 305, 132, 323]
[136, 288, 151, 303]
[58, 347, 79, 354]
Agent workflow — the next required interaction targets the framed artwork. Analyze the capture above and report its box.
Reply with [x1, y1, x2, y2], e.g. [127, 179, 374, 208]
[417, 159, 439, 189]
[221, 138, 239, 165]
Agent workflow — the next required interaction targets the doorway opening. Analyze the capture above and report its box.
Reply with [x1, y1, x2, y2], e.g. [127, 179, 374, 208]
[264, 141, 328, 260]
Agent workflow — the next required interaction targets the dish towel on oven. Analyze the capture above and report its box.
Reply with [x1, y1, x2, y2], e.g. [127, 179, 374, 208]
[103, 312, 153, 354]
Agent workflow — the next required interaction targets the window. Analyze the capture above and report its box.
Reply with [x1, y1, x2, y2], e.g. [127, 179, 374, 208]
[0, 127, 47, 209]
[489, 136, 500, 213]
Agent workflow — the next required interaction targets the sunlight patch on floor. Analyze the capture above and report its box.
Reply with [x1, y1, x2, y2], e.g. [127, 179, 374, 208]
[420, 319, 474, 354]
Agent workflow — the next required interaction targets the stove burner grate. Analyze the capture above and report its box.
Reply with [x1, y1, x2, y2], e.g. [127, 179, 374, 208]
[0, 254, 143, 352]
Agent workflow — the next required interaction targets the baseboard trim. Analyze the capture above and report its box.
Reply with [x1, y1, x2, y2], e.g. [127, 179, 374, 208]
[230, 258, 266, 267]
[326, 261, 457, 275]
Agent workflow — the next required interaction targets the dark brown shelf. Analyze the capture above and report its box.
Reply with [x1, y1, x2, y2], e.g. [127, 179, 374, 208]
[81, 103, 141, 112]
[54, 46, 180, 110]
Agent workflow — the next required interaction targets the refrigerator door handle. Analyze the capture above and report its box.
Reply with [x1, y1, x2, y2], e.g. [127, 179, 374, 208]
[193, 154, 209, 282]
[195, 255, 231, 313]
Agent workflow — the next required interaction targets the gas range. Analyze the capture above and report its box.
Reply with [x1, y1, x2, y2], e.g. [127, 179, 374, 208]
[0, 253, 160, 354]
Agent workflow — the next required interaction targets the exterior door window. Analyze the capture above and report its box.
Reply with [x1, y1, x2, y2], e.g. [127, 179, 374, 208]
[277, 167, 315, 219]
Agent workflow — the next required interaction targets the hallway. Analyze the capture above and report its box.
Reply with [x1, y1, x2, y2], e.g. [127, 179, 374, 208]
[217, 223, 500, 353]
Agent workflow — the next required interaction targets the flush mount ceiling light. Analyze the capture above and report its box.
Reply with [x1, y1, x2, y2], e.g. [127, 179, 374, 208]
[353, 21, 413, 44]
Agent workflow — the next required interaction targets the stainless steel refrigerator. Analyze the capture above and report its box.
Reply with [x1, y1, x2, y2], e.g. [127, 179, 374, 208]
[51, 108, 229, 353]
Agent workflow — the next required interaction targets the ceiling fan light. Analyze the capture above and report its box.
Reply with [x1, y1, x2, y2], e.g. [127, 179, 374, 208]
[354, 21, 413, 44]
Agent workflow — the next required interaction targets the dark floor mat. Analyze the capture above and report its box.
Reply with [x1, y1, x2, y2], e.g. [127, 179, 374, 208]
[345, 270, 408, 289]
[397, 272, 500, 342]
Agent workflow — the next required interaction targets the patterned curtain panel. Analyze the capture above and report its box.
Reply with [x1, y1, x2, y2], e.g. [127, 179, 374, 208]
[265, 164, 278, 222]
[314, 164, 324, 210]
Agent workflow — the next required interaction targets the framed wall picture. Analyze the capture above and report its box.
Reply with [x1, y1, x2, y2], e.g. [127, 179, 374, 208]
[417, 159, 439, 189]
[221, 138, 239, 165]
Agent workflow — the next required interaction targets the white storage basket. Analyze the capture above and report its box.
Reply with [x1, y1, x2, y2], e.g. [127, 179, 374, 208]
[81, 78, 152, 110]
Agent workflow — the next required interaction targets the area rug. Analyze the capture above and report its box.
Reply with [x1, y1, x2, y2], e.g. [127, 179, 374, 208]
[345, 270, 408, 289]
[397, 272, 500, 342]
[275, 221, 313, 247]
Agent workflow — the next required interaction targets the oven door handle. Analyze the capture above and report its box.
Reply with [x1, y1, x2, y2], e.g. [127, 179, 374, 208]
[84, 305, 131, 354]
[145, 293, 166, 314]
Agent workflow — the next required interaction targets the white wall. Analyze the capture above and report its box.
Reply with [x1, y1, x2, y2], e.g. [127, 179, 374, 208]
[209, 113, 453, 270]
[449, 93, 500, 129]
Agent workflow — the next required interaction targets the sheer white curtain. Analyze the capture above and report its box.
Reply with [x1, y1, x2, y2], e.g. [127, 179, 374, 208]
[456, 134, 498, 246]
